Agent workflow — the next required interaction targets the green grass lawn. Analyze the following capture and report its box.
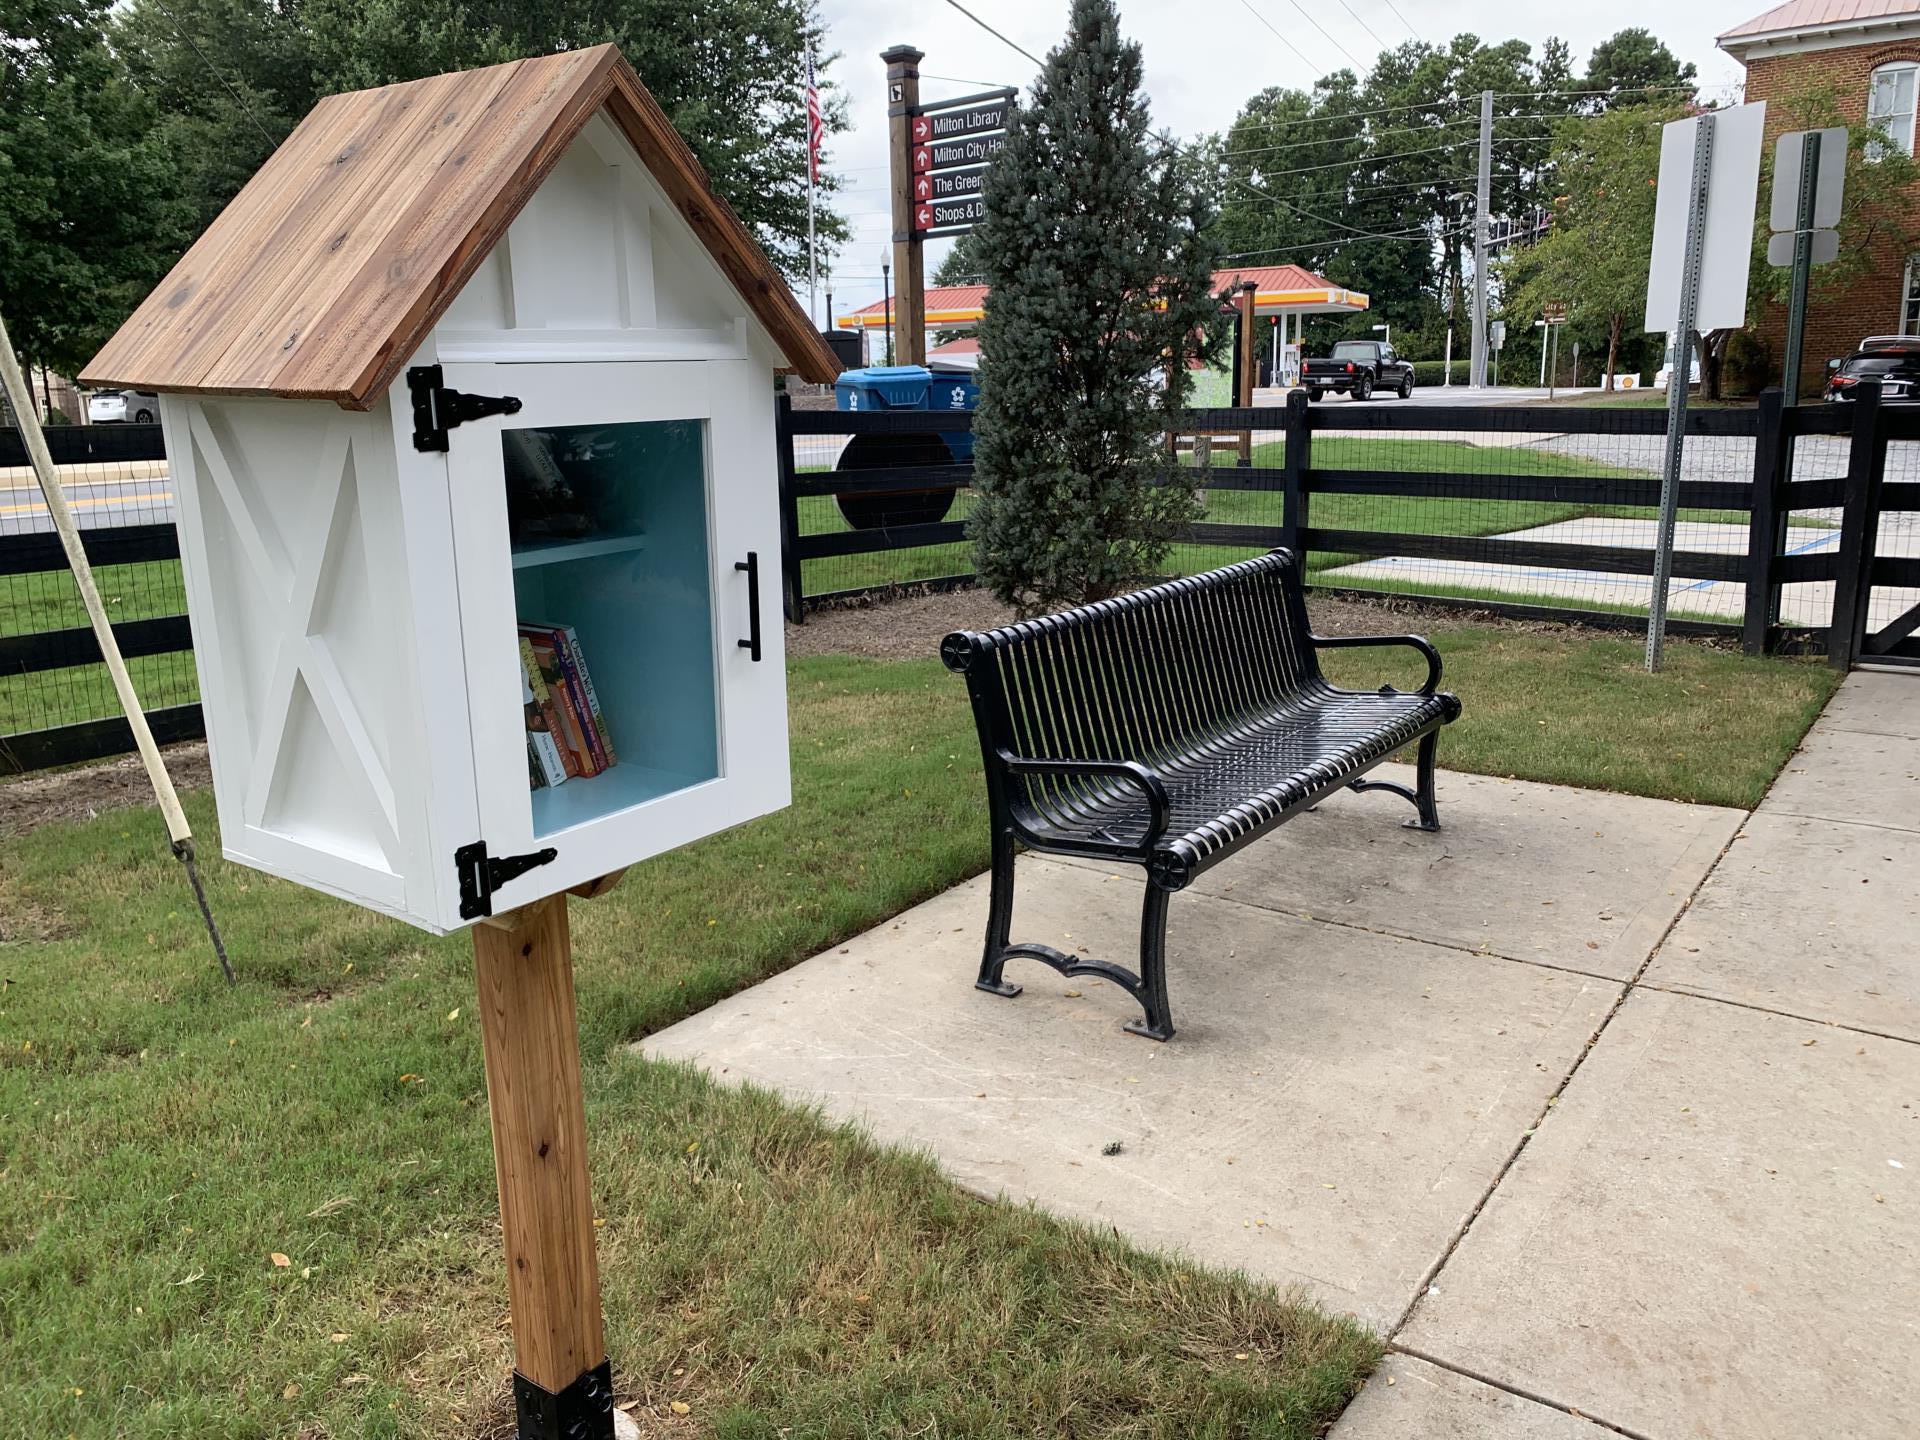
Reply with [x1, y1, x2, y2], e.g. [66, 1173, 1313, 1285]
[0, 634, 1838, 1438]
[0, 655, 1380, 1439]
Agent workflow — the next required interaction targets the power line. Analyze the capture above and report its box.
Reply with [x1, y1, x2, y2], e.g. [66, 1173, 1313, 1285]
[1335, 1, 1389, 51]
[1235, 139, 1476, 180]
[1232, 0, 1321, 72]
[1378, 0, 1422, 43]
[1221, 115, 1476, 161]
[1221, 222, 1466, 262]
[940, 0, 1043, 68]
[146, 0, 279, 148]
[1274, 0, 1367, 70]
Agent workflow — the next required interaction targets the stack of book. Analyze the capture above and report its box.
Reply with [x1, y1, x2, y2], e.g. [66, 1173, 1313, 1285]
[519, 621, 617, 790]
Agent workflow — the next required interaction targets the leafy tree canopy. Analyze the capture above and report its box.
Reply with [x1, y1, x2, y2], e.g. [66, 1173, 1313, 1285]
[0, 0, 196, 374]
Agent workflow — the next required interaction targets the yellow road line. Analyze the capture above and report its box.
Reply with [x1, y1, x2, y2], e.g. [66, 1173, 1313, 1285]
[0, 491, 172, 516]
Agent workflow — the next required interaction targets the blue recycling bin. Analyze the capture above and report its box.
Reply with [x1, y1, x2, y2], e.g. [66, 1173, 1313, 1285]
[830, 365, 977, 528]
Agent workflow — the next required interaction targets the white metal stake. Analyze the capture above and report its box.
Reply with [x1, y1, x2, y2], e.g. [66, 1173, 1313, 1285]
[0, 313, 232, 980]
[1647, 115, 1716, 674]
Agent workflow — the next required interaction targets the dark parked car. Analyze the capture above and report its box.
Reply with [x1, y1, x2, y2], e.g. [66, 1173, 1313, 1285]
[1825, 336, 1920, 404]
[1301, 339, 1414, 401]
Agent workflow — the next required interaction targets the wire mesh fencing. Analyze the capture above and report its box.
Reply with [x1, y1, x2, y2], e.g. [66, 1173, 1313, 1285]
[0, 423, 198, 769]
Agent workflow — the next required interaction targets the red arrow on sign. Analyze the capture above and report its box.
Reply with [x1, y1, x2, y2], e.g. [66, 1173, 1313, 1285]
[913, 145, 932, 172]
[915, 175, 931, 199]
[912, 114, 931, 142]
[916, 204, 933, 228]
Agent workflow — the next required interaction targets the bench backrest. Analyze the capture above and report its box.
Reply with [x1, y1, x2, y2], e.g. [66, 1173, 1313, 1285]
[940, 550, 1325, 769]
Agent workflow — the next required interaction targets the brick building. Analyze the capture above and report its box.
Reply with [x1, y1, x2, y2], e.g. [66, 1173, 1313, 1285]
[1721, 0, 1920, 393]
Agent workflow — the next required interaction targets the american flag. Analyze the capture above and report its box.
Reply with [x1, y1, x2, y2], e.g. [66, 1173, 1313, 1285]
[805, 52, 823, 185]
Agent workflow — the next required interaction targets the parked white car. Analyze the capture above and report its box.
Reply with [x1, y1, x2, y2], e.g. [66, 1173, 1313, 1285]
[86, 389, 160, 424]
[1653, 343, 1700, 391]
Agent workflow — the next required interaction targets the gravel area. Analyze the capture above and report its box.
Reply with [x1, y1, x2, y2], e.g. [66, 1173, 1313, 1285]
[0, 742, 209, 839]
[784, 583, 1495, 663]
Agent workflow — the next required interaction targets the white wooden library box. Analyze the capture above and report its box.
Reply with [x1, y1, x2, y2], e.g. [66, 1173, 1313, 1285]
[81, 46, 839, 931]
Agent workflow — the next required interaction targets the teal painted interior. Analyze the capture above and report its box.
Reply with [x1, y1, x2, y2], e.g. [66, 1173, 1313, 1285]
[508, 418, 718, 838]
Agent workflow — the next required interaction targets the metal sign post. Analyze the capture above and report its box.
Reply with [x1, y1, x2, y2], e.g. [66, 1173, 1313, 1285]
[1767, 127, 1846, 403]
[1647, 116, 1715, 673]
[1642, 100, 1767, 674]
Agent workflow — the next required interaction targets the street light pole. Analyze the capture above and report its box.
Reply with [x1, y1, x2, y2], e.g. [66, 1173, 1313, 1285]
[880, 255, 893, 367]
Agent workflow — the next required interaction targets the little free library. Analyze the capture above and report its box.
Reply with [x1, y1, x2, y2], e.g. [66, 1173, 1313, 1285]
[82, 44, 838, 1440]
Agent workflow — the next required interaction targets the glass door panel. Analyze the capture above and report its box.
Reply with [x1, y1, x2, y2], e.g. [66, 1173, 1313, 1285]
[505, 417, 718, 837]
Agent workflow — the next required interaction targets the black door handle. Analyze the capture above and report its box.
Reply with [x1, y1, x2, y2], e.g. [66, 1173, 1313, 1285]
[736, 552, 762, 662]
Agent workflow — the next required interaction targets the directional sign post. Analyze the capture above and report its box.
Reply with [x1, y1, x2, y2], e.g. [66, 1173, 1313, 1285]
[884, 60, 1014, 361]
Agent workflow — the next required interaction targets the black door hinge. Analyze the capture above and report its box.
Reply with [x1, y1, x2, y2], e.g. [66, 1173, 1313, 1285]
[456, 840, 558, 920]
[409, 364, 522, 452]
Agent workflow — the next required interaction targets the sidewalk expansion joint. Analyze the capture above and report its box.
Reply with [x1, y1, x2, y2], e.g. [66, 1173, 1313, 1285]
[1634, 982, 1919, 1048]
[1386, 1345, 1658, 1440]
[1384, 808, 1743, 1342]
[1188, 886, 1629, 988]
[1752, 808, 1920, 837]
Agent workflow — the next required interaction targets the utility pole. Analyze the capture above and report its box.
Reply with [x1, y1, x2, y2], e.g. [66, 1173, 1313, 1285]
[1470, 88, 1492, 390]
[882, 45, 926, 366]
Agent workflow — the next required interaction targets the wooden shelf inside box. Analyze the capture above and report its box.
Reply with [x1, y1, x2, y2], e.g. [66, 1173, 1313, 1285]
[511, 532, 648, 570]
[529, 760, 713, 836]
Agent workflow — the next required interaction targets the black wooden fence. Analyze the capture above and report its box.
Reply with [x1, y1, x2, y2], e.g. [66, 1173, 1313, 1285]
[0, 388, 1910, 773]
[777, 387, 1913, 666]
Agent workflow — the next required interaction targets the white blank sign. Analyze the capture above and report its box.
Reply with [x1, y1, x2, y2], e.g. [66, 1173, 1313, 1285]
[1644, 102, 1767, 335]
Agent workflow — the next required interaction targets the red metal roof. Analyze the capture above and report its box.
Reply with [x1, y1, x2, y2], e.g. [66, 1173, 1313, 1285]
[1720, 0, 1920, 41]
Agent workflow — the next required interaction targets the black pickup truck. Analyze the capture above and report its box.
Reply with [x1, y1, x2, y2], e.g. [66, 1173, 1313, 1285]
[1301, 339, 1414, 401]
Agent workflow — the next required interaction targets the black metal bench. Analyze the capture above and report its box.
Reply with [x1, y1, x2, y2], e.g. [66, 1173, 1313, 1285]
[940, 550, 1462, 1041]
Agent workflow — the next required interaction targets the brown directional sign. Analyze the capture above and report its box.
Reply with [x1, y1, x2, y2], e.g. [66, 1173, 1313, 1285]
[913, 132, 1007, 174]
[915, 195, 987, 232]
[914, 166, 987, 204]
[1543, 300, 1569, 323]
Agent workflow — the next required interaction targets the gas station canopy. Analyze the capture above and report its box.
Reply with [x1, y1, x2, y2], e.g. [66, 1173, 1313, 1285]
[833, 265, 1368, 331]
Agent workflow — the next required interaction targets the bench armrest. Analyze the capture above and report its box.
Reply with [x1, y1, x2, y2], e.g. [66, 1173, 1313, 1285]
[1310, 632, 1443, 695]
[997, 754, 1172, 848]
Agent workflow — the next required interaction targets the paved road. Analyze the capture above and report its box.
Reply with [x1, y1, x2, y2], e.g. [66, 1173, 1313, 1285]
[0, 465, 173, 536]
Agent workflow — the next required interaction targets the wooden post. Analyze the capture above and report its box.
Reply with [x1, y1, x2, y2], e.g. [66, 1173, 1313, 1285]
[473, 896, 614, 1440]
[1741, 387, 1788, 656]
[883, 46, 927, 367]
[775, 391, 804, 625]
[1237, 281, 1257, 466]
[1281, 386, 1311, 562]
[1828, 379, 1884, 671]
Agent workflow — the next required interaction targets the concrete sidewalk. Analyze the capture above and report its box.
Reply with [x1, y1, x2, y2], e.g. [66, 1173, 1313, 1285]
[643, 669, 1918, 1438]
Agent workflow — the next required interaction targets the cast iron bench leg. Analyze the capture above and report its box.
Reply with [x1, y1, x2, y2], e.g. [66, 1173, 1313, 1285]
[1346, 731, 1443, 832]
[974, 828, 1177, 1041]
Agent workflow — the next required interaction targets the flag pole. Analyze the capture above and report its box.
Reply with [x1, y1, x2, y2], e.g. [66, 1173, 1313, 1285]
[806, 49, 820, 329]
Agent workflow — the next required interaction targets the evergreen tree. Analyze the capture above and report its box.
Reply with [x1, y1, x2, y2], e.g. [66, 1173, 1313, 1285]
[968, 0, 1225, 614]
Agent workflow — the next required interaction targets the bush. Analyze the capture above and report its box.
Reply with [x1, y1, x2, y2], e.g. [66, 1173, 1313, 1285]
[1409, 360, 1472, 386]
[1722, 329, 1774, 396]
[43, 407, 71, 426]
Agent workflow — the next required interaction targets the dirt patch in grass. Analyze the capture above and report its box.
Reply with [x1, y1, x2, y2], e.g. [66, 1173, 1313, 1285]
[784, 581, 1618, 663]
[0, 741, 210, 839]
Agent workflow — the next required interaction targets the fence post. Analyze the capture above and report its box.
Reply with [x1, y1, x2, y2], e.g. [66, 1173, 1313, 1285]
[1828, 379, 1883, 670]
[775, 391, 804, 624]
[1280, 387, 1311, 562]
[1741, 388, 1788, 656]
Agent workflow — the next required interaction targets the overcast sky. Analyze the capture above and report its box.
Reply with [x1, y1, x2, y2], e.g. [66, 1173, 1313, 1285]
[809, 0, 1774, 326]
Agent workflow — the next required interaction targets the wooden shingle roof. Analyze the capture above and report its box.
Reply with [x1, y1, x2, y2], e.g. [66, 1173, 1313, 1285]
[82, 46, 839, 408]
